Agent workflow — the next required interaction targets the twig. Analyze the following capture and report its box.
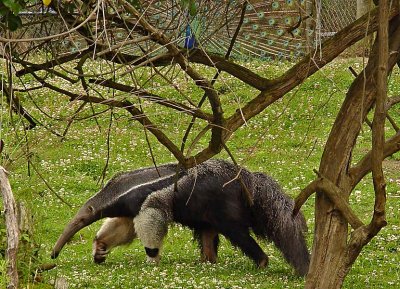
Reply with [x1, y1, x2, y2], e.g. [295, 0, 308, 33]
[1, 77, 36, 130]
[138, 97, 160, 177]
[0, 3, 100, 43]
[98, 109, 114, 187]
[222, 143, 253, 206]
[293, 174, 364, 230]
[180, 1, 248, 154]
[61, 102, 87, 141]
[29, 161, 72, 208]
[348, 66, 358, 77]
[349, 131, 400, 187]
[89, 78, 211, 120]
[386, 113, 399, 132]
[120, 0, 224, 155]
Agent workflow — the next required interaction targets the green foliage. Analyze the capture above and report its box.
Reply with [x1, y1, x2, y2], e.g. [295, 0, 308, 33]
[0, 225, 6, 259]
[0, 0, 27, 31]
[0, 258, 9, 288]
[0, 212, 41, 287]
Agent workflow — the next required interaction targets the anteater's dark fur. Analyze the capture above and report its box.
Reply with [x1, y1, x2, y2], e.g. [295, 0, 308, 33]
[135, 159, 310, 276]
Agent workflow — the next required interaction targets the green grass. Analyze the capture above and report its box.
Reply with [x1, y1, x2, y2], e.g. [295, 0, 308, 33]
[0, 58, 399, 288]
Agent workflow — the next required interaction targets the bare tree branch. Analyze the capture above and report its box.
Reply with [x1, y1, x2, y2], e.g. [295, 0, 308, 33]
[349, 131, 400, 186]
[89, 78, 212, 121]
[225, 5, 399, 136]
[293, 174, 364, 230]
[369, 0, 389, 234]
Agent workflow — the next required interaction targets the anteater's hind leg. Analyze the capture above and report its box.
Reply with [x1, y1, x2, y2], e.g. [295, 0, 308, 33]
[194, 228, 219, 263]
[220, 224, 268, 268]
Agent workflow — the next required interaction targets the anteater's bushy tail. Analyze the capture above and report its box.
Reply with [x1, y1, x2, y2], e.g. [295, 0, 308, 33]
[251, 173, 310, 276]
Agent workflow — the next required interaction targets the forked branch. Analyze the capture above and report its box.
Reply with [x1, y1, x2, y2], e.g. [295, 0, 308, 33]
[293, 172, 364, 230]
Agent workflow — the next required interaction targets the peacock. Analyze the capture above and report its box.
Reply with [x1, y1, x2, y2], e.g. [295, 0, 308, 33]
[141, 0, 314, 60]
[55, 0, 314, 61]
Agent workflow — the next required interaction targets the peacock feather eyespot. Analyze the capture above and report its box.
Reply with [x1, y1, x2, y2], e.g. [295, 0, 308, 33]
[277, 29, 284, 36]
[246, 4, 254, 11]
[268, 18, 276, 25]
[283, 40, 289, 47]
[260, 31, 267, 37]
[243, 18, 249, 24]
[295, 50, 302, 57]
[272, 2, 279, 9]
[286, 0, 294, 5]
[292, 28, 301, 36]
[252, 24, 259, 30]
[285, 17, 292, 25]
[257, 12, 264, 19]
[267, 39, 274, 45]
[244, 34, 251, 40]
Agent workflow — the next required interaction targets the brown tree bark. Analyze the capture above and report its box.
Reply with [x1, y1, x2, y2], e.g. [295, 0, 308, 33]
[0, 167, 20, 289]
[304, 2, 398, 287]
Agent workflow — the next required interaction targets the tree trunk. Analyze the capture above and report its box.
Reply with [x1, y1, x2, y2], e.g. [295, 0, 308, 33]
[0, 167, 20, 289]
[305, 3, 399, 288]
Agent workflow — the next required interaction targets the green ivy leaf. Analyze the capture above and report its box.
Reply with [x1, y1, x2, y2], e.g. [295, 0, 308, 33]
[6, 13, 22, 31]
[0, 6, 9, 17]
[2, 0, 23, 15]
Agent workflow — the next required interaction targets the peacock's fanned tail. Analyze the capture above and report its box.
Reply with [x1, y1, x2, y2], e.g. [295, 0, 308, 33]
[140, 0, 314, 60]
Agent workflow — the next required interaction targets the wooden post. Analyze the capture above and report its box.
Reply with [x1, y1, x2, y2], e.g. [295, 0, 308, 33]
[0, 167, 20, 289]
